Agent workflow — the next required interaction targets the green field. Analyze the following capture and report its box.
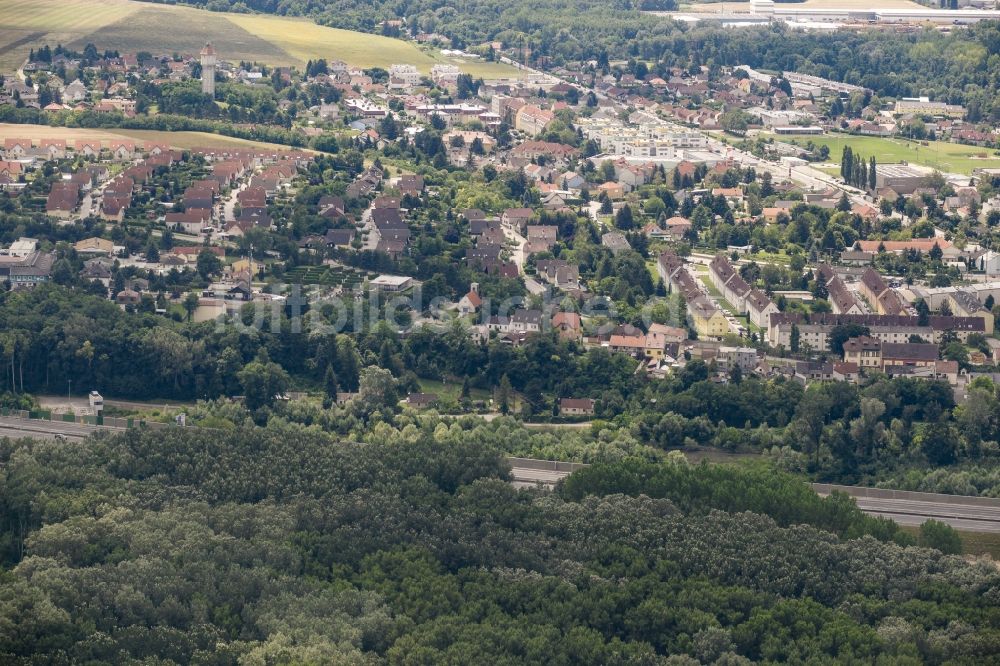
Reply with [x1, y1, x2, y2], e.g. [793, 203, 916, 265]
[0, 0, 519, 76]
[416, 378, 492, 403]
[767, 132, 1000, 176]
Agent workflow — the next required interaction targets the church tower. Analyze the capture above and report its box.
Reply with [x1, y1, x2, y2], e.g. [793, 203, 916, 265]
[200, 43, 216, 97]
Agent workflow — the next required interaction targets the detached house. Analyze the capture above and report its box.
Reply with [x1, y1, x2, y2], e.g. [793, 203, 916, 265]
[109, 141, 137, 161]
[166, 209, 213, 235]
[502, 207, 533, 232]
[664, 216, 692, 240]
[458, 283, 483, 315]
[559, 398, 595, 417]
[3, 139, 29, 159]
[46, 183, 79, 219]
[101, 197, 129, 223]
[525, 225, 558, 254]
[552, 311, 582, 341]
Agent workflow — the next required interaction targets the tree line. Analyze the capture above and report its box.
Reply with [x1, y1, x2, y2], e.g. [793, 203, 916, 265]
[840, 146, 877, 191]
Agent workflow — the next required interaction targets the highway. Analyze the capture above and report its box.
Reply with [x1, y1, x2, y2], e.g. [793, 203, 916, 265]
[0, 415, 121, 441]
[510, 459, 1000, 533]
[509, 457, 586, 489]
[814, 484, 1000, 533]
[851, 496, 1000, 533]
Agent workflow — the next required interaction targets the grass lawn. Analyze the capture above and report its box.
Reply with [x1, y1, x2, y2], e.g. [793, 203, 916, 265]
[417, 378, 492, 403]
[697, 271, 737, 312]
[899, 525, 1000, 560]
[0, 0, 519, 76]
[645, 258, 661, 284]
[0, 123, 300, 151]
[697, 270, 762, 333]
[765, 132, 1000, 176]
[745, 249, 793, 266]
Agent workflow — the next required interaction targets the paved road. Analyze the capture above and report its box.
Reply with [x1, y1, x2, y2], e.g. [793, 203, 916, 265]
[510, 458, 1000, 532]
[524, 276, 547, 296]
[511, 468, 569, 489]
[816, 492, 1000, 533]
[502, 225, 527, 272]
[222, 182, 246, 223]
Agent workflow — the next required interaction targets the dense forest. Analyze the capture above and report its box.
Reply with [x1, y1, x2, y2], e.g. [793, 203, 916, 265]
[142, 0, 1000, 119]
[2, 426, 997, 664]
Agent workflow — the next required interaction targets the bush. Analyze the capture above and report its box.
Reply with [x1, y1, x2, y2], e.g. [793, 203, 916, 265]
[918, 519, 963, 555]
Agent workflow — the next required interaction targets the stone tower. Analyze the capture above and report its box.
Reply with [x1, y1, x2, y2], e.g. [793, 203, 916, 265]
[200, 43, 216, 97]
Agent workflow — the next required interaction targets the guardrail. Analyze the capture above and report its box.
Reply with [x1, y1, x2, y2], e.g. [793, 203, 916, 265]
[507, 456, 588, 473]
[812, 483, 1000, 509]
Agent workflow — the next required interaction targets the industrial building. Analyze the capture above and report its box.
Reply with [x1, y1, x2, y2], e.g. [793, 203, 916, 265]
[874, 164, 930, 195]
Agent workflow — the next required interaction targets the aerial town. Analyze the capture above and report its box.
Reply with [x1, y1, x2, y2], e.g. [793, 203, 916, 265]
[4, 36, 1000, 401]
[5, 0, 1000, 662]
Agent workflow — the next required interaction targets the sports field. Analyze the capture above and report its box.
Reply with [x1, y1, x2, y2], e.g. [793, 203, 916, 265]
[0, 122, 298, 151]
[765, 133, 1000, 176]
[0, 0, 518, 77]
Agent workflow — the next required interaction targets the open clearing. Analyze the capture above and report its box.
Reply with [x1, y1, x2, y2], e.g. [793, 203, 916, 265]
[0, 122, 297, 151]
[764, 132, 1000, 176]
[0, 0, 518, 77]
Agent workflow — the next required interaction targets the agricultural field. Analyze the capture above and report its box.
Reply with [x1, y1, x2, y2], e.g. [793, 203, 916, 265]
[0, 0, 519, 76]
[0, 122, 296, 151]
[765, 132, 1000, 176]
[0, 0, 139, 70]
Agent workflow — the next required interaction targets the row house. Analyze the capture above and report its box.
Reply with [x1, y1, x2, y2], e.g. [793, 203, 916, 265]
[467, 243, 503, 269]
[709, 254, 751, 313]
[858, 267, 906, 316]
[688, 297, 729, 339]
[746, 288, 779, 329]
[816, 263, 863, 315]
[946, 289, 995, 333]
[768, 312, 985, 349]
[508, 141, 576, 168]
